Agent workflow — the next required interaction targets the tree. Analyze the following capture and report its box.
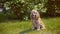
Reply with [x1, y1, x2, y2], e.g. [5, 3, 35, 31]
[3, 0, 48, 20]
[46, 0, 60, 16]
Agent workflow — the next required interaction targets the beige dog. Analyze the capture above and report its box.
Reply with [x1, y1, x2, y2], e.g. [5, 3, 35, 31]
[30, 9, 45, 30]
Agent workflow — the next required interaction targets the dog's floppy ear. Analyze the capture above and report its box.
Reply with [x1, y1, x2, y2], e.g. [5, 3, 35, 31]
[35, 12, 40, 20]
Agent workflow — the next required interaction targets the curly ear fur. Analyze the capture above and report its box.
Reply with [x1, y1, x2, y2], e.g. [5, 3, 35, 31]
[35, 12, 40, 20]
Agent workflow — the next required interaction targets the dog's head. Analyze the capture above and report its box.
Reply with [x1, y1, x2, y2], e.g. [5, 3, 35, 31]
[31, 10, 40, 20]
[31, 10, 37, 18]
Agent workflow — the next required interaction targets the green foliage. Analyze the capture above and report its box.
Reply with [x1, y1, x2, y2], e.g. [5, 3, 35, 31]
[4, 0, 48, 11]
[4, 2, 11, 7]
[3, 0, 48, 20]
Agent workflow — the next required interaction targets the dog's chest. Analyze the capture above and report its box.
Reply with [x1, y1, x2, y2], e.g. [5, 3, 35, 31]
[32, 20, 39, 24]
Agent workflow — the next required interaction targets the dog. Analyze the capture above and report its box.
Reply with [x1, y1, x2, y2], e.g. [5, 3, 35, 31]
[30, 9, 45, 30]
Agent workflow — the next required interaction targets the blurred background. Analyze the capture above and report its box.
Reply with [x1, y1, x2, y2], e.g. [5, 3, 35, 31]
[0, 0, 60, 20]
[0, 0, 60, 34]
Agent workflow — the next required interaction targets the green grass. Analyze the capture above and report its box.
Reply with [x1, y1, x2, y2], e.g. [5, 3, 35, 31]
[0, 17, 60, 34]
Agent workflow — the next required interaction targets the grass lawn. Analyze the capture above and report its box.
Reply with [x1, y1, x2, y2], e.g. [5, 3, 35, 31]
[0, 17, 60, 34]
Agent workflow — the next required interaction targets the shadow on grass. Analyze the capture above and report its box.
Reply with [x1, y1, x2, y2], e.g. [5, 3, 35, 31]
[19, 28, 34, 34]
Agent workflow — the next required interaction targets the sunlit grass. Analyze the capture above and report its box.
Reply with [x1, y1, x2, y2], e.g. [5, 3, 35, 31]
[0, 17, 60, 34]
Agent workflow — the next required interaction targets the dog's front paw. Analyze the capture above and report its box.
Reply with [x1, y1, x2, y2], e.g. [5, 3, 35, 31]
[37, 29, 40, 31]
